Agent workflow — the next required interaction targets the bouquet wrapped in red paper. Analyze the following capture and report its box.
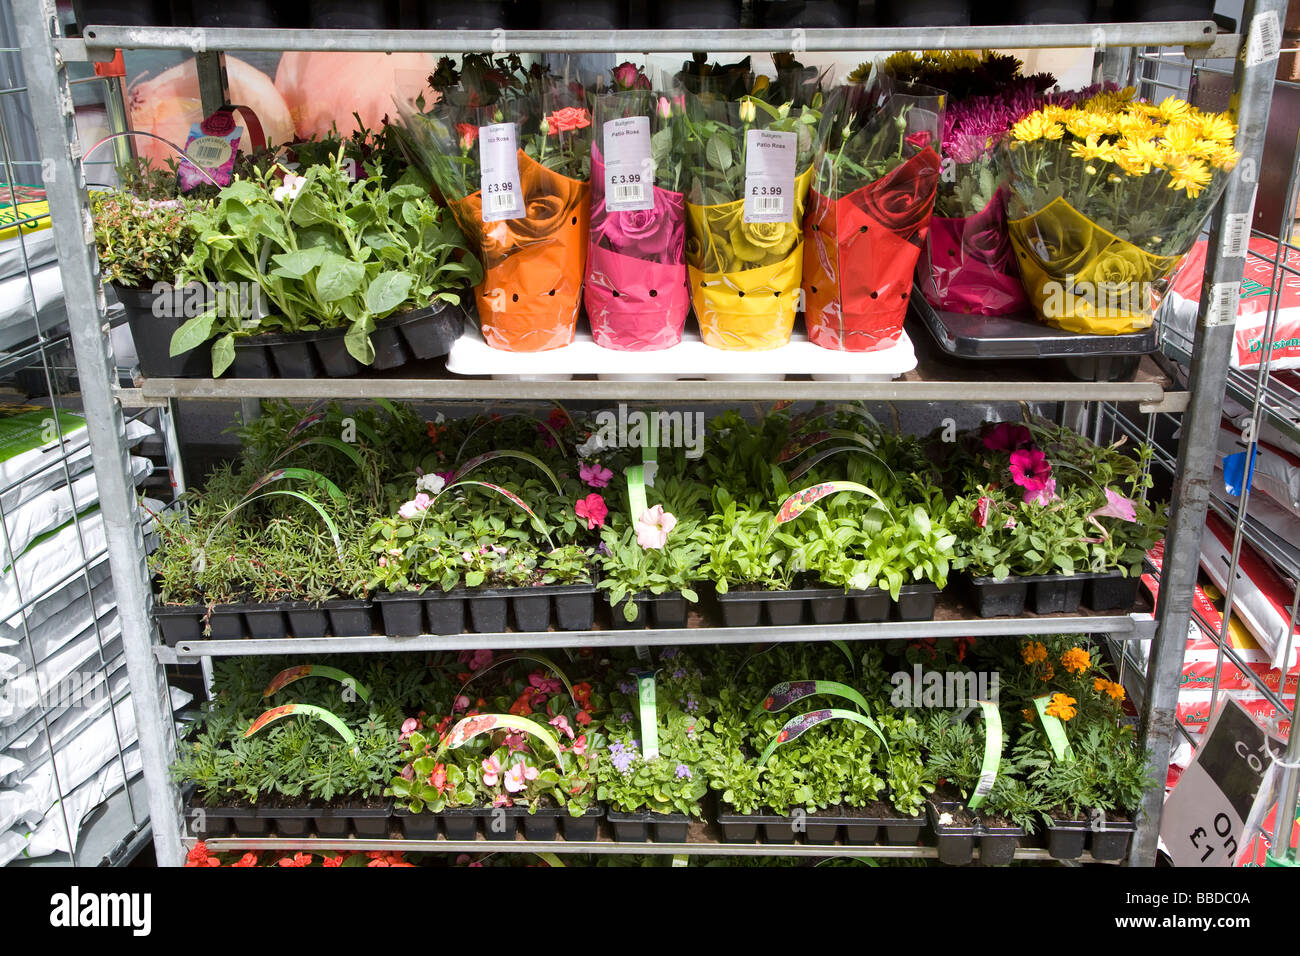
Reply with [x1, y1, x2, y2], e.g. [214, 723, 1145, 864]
[584, 64, 690, 351]
[803, 68, 944, 351]
[400, 56, 591, 352]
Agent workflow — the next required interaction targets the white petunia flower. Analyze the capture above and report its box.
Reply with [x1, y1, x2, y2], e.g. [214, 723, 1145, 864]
[416, 473, 446, 495]
[576, 433, 607, 457]
[272, 173, 306, 203]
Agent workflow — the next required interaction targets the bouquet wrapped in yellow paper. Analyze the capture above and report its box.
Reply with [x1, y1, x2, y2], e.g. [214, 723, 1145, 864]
[1002, 89, 1238, 335]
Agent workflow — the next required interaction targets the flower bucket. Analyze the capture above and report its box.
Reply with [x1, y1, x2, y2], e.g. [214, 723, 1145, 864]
[803, 147, 940, 351]
[921, 189, 1030, 316]
[448, 150, 589, 352]
[585, 145, 689, 351]
[1007, 196, 1180, 335]
[685, 166, 813, 350]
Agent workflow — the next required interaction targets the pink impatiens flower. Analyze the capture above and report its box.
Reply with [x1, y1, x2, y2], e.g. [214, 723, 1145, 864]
[1009, 448, 1052, 493]
[579, 462, 613, 488]
[481, 755, 501, 787]
[575, 493, 608, 530]
[635, 504, 677, 550]
[398, 492, 433, 519]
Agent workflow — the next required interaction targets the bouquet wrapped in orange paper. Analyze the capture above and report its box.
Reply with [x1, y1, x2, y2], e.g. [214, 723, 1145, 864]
[400, 56, 591, 351]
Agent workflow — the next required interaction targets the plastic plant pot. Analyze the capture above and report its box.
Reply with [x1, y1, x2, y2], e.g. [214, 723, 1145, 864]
[285, 602, 330, 638]
[264, 807, 315, 838]
[424, 591, 467, 635]
[312, 808, 349, 838]
[764, 594, 807, 627]
[608, 597, 649, 629]
[928, 801, 976, 865]
[479, 807, 520, 841]
[842, 820, 881, 845]
[439, 808, 479, 841]
[193, 0, 282, 27]
[716, 591, 764, 628]
[375, 591, 427, 637]
[808, 590, 850, 625]
[537, 0, 627, 27]
[417, 0, 505, 28]
[350, 805, 394, 839]
[1026, 573, 1088, 614]
[511, 592, 552, 632]
[266, 332, 321, 378]
[755, 0, 858, 27]
[154, 605, 203, 646]
[551, 583, 596, 631]
[880, 816, 926, 846]
[876, 0, 970, 25]
[978, 825, 1025, 865]
[650, 813, 690, 843]
[803, 819, 841, 845]
[468, 593, 509, 633]
[313, 327, 364, 377]
[515, 806, 564, 841]
[1005, 0, 1095, 21]
[967, 575, 1028, 617]
[231, 338, 275, 378]
[1046, 818, 1089, 860]
[715, 812, 760, 843]
[228, 806, 269, 838]
[206, 605, 245, 640]
[112, 284, 212, 378]
[559, 807, 604, 842]
[1084, 571, 1142, 611]
[74, 0, 167, 27]
[649, 593, 688, 628]
[242, 604, 287, 639]
[849, 587, 891, 623]
[394, 302, 466, 360]
[394, 808, 440, 839]
[895, 583, 940, 621]
[654, 0, 740, 26]
[325, 599, 374, 636]
[368, 318, 412, 371]
[606, 809, 651, 842]
[1128, 0, 1213, 20]
[1090, 818, 1138, 861]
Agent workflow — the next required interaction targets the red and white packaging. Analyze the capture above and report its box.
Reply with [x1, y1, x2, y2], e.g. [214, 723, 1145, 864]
[1166, 236, 1300, 371]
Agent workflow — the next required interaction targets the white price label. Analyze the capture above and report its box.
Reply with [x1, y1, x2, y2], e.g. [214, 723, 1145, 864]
[1221, 213, 1250, 259]
[743, 129, 796, 224]
[479, 122, 525, 222]
[1246, 10, 1282, 67]
[603, 116, 653, 212]
[1207, 281, 1241, 328]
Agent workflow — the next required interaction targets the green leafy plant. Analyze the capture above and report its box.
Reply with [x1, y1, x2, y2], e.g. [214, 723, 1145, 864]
[91, 191, 201, 288]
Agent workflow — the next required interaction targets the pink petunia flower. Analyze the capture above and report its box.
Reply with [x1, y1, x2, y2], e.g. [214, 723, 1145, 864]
[972, 496, 992, 529]
[1089, 487, 1138, 523]
[397, 492, 433, 519]
[635, 504, 677, 550]
[579, 461, 613, 488]
[984, 422, 1034, 453]
[1009, 448, 1052, 493]
[1023, 477, 1058, 506]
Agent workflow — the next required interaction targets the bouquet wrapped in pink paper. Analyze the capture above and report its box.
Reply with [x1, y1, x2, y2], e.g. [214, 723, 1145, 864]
[585, 64, 690, 351]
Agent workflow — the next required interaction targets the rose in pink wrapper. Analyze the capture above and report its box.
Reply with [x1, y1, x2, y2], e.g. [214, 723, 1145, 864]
[923, 190, 1030, 316]
[594, 195, 683, 262]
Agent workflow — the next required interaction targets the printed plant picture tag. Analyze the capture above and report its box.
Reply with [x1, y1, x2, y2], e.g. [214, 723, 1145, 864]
[479, 122, 525, 222]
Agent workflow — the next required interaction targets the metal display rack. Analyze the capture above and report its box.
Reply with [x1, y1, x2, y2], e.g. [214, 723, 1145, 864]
[12, 0, 1288, 865]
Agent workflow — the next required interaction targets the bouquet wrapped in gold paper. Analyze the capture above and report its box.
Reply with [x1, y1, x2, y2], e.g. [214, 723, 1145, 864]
[1002, 89, 1238, 335]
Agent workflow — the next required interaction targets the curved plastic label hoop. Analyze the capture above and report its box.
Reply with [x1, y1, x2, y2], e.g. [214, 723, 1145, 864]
[788, 446, 900, 485]
[756, 708, 889, 767]
[452, 450, 562, 495]
[439, 480, 555, 549]
[262, 665, 371, 702]
[245, 703, 357, 750]
[749, 680, 871, 721]
[453, 653, 577, 713]
[444, 714, 565, 766]
[775, 481, 883, 524]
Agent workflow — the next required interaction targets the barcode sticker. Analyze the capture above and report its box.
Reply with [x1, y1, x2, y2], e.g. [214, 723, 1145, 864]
[744, 129, 796, 224]
[1247, 10, 1282, 67]
[479, 122, 524, 222]
[603, 115, 653, 212]
[1222, 213, 1250, 258]
[1206, 281, 1242, 327]
[186, 135, 233, 169]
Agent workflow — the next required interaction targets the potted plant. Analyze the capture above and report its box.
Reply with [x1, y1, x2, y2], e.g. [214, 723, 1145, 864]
[598, 510, 704, 627]
[91, 186, 209, 377]
[172, 155, 481, 377]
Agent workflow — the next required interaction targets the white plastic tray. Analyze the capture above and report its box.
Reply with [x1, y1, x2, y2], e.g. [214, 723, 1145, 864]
[446, 323, 918, 382]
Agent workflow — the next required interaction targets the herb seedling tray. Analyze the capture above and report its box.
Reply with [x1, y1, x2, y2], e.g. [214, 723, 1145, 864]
[894, 582, 940, 621]
[928, 800, 977, 865]
[977, 822, 1026, 866]
[605, 809, 691, 843]
[393, 807, 440, 839]
[1045, 817, 1089, 860]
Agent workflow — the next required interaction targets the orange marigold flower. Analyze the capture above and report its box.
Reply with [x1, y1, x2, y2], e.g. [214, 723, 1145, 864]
[1021, 641, 1048, 665]
[1042, 665, 1055, 681]
[1061, 647, 1091, 674]
[1022, 708, 1035, 722]
[1093, 678, 1126, 702]
[1045, 693, 1078, 721]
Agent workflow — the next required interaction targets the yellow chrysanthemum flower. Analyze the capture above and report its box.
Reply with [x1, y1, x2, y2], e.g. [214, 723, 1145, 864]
[1197, 111, 1237, 145]
[1162, 121, 1203, 156]
[1165, 157, 1213, 198]
[1205, 141, 1241, 171]
[1045, 693, 1078, 721]
[1061, 647, 1092, 674]
[1116, 136, 1162, 175]
[1156, 95, 1194, 122]
[1070, 133, 1118, 163]
[1012, 112, 1064, 143]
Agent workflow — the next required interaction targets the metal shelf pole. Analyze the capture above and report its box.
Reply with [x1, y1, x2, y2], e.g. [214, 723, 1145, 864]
[15, 0, 184, 868]
[1132, 0, 1288, 866]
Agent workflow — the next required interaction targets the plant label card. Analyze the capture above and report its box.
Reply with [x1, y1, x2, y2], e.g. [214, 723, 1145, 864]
[603, 116, 653, 212]
[744, 129, 796, 224]
[479, 122, 525, 222]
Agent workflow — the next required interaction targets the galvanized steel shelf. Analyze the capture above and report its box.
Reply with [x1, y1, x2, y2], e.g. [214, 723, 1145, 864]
[153, 611, 1157, 663]
[70, 22, 1225, 57]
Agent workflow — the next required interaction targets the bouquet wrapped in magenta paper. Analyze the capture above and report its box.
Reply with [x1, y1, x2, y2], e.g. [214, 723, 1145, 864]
[585, 64, 690, 351]
[803, 70, 944, 351]
[681, 67, 822, 351]
[401, 56, 591, 351]
[1003, 89, 1239, 334]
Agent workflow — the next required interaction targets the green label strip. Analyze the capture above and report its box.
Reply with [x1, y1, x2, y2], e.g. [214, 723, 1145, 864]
[1032, 695, 1075, 763]
[633, 669, 659, 761]
[626, 464, 648, 522]
[967, 700, 1003, 810]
